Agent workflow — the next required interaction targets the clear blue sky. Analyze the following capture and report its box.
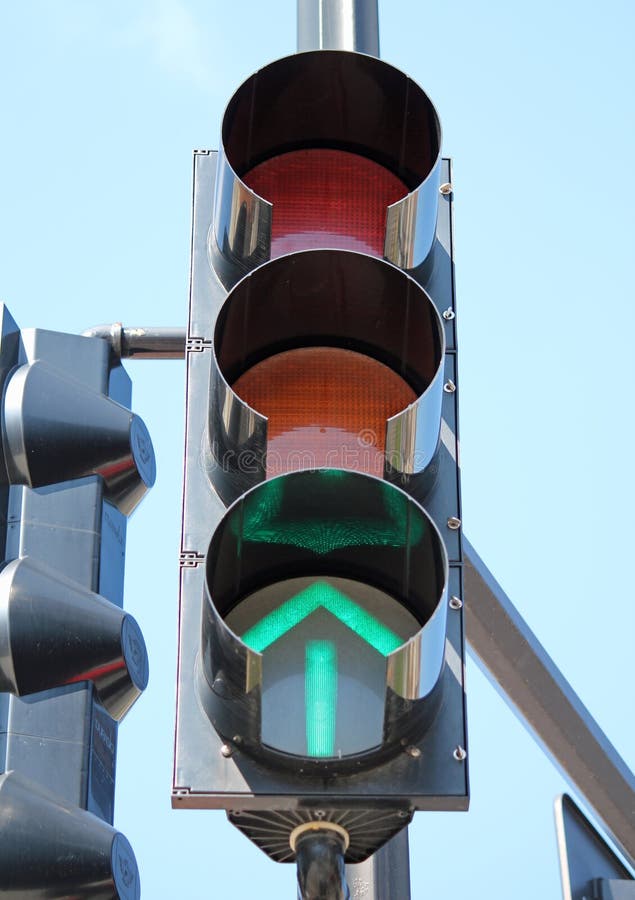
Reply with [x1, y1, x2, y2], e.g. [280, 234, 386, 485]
[1, 1, 634, 897]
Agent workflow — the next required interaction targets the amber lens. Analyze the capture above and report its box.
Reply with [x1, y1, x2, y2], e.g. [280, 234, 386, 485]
[232, 347, 416, 477]
[242, 148, 408, 257]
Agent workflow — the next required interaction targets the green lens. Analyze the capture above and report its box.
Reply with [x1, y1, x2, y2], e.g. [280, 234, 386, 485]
[305, 640, 337, 757]
[236, 470, 423, 555]
[226, 575, 421, 758]
[240, 580, 402, 656]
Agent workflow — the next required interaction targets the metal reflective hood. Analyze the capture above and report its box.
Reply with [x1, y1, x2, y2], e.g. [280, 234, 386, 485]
[2, 359, 156, 515]
[210, 50, 442, 286]
[0, 556, 149, 721]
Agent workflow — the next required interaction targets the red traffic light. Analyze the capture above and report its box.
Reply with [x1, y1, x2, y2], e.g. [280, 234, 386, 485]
[210, 50, 442, 286]
[243, 148, 408, 257]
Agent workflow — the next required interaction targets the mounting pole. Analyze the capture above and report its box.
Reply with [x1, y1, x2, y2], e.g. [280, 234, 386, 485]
[293, 825, 350, 900]
[295, 4, 411, 898]
[297, 0, 379, 55]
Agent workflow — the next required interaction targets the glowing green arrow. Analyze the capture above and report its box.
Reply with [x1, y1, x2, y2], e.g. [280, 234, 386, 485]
[240, 580, 402, 655]
[240, 580, 402, 757]
[305, 640, 337, 756]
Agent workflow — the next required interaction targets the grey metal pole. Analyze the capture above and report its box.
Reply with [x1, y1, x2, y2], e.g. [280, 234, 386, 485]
[345, 830, 411, 900]
[296, 4, 411, 897]
[295, 828, 350, 900]
[464, 537, 635, 868]
[297, 0, 379, 55]
[82, 324, 186, 359]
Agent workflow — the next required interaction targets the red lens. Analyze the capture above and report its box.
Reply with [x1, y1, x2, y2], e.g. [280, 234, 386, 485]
[242, 149, 408, 257]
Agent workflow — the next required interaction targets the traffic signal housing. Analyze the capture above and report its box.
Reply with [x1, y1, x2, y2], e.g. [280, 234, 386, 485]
[174, 47, 465, 864]
[0, 305, 154, 895]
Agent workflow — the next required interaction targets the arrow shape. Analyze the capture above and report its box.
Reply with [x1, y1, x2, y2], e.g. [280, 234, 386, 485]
[305, 640, 337, 757]
[240, 580, 403, 656]
[241, 580, 404, 758]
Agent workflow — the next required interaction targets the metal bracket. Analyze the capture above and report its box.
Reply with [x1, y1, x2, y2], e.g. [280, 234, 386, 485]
[186, 337, 212, 354]
[179, 551, 205, 568]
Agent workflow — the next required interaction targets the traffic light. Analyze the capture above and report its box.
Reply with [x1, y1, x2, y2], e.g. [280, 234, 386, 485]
[210, 51, 441, 287]
[0, 304, 154, 896]
[174, 48, 466, 865]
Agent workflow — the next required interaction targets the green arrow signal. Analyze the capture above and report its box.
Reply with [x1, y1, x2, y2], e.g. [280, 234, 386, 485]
[305, 640, 337, 757]
[240, 580, 403, 757]
[240, 580, 403, 655]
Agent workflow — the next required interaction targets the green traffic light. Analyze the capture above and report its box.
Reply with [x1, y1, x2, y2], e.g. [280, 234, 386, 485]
[305, 640, 337, 757]
[240, 580, 403, 656]
[240, 579, 404, 758]
[225, 569, 423, 759]
[234, 470, 424, 555]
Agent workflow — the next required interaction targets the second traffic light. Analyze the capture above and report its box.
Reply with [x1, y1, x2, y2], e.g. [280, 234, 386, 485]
[0, 307, 154, 895]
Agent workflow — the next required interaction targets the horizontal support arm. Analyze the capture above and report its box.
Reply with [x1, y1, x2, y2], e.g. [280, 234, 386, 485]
[82, 324, 186, 360]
